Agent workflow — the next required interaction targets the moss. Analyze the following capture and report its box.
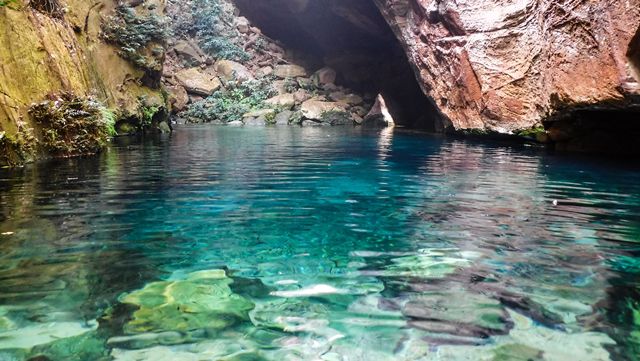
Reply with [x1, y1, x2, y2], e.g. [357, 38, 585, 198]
[0, 0, 18, 7]
[101, 5, 168, 71]
[516, 126, 546, 138]
[0, 127, 36, 167]
[27, 92, 115, 157]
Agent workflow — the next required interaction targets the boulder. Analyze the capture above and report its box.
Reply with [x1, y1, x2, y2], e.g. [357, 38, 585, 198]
[274, 110, 293, 125]
[265, 94, 296, 108]
[257, 66, 273, 77]
[214, 60, 254, 82]
[293, 89, 311, 103]
[300, 100, 347, 120]
[362, 94, 394, 127]
[243, 109, 276, 126]
[273, 64, 307, 78]
[175, 68, 221, 96]
[313, 67, 337, 86]
[166, 85, 189, 113]
[235, 16, 251, 33]
[330, 92, 363, 106]
[173, 40, 206, 65]
[243, 109, 276, 118]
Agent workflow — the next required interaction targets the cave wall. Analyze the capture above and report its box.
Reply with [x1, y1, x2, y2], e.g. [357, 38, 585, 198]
[374, 0, 640, 133]
[232, 0, 443, 130]
[0, 0, 168, 165]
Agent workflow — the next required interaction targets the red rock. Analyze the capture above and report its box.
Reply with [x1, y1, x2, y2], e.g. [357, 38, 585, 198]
[374, 0, 640, 132]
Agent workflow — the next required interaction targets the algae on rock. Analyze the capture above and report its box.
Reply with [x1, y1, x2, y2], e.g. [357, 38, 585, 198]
[119, 269, 255, 334]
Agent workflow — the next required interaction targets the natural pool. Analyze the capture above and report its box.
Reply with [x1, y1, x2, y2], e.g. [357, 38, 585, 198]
[0, 126, 639, 361]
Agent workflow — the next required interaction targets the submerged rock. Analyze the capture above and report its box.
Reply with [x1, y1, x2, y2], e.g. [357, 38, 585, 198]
[119, 269, 254, 334]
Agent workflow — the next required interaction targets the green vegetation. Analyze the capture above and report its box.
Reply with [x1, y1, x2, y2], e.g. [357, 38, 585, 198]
[0, 127, 35, 167]
[0, 0, 17, 7]
[182, 77, 276, 123]
[28, 92, 116, 157]
[101, 5, 168, 70]
[169, 0, 248, 61]
[516, 126, 547, 139]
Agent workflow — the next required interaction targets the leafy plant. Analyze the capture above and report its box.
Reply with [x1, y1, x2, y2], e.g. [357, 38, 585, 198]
[101, 5, 168, 70]
[182, 76, 277, 123]
[28, 92, 116, 157]
[168, 0, 247, 61]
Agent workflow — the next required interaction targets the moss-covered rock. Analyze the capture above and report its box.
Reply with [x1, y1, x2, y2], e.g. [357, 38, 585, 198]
[119, 269, 255, 334]
[28, 92, 116, 157]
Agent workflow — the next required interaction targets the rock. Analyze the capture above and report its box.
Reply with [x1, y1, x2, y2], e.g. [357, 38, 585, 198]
[322, 83, 338, 92]
[300, 100, 346, 120]
[378, 0, 640, 132]
[157, 121, 171, 134]
[243, 109, 276, 118]
[235, 16, 251, 33]
[273, 64, 307, 79]
[175, 68, 221, 96]
[312, 67, 337, 86]
[214, 60, 254, 82]
[244, 117, 267, 126]
[257, 66, 273, 77]
[296, 77, 313, 89]
[351, 106, 368, 117]
[320, 110, 352, 125]
[118, 269, 254, 334]
[293, 89, 311, 103]
[330, 92, 363, 106]
[274, 110, 293, 125]
[362, 94, 394, 127]
[302, 119, 324, 126]
[172, 40, 205, 65]
[403, 290, 512, 339]
[265, 94, 296, 109]
[167, 85, 189, 113]
[227, 120, 243, 126]
[271, 80, 289, 95]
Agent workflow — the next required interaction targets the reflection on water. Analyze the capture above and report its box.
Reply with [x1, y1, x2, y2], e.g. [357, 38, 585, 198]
[0, 126, 639, 360]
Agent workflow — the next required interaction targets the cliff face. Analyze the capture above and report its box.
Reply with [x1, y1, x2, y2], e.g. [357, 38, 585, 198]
[0, 0, 169, 166]
[374, 0, 640, 133]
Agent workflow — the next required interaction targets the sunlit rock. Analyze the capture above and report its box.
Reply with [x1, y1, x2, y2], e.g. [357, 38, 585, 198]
[118, 269, 254, 334]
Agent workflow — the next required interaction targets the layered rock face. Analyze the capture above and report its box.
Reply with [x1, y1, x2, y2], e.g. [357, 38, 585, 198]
[0, 0, 169, 165]
[374, 0, 640, 133]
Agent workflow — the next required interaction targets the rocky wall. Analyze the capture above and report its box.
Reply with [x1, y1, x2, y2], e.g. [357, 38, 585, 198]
[374, 0, 640, 134]
[0, 0, 169, 166]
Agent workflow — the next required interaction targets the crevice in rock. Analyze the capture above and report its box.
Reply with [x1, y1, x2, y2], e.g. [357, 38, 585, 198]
[231, 0, 442, 131]
[628, 25, 640, 80]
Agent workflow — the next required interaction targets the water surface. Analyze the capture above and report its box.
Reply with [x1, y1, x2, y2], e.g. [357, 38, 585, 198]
[1, 126, 639, 360]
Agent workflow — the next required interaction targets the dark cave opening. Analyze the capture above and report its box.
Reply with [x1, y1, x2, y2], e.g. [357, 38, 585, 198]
[628, 25, 640, 78]
[231, 0, 442, 131]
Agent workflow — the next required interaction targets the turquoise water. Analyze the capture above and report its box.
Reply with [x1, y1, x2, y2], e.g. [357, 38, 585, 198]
[1, 126, 639, 360]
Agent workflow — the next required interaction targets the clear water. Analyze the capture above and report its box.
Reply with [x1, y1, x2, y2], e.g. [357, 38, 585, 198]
[1, 126, 639, 361]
